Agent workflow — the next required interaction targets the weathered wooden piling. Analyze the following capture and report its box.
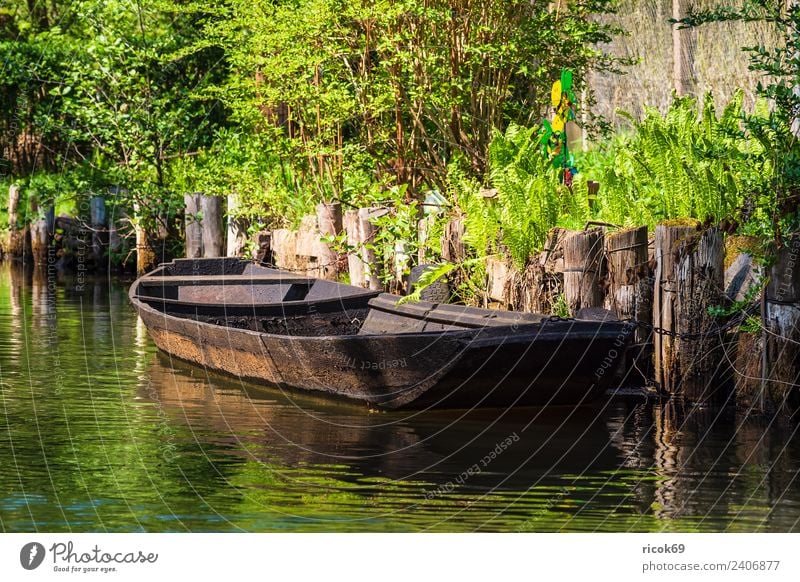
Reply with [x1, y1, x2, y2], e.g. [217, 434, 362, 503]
[316, 202, 342, 239]
[562, 227, 605, 315]
[200, 195, 224, 258]
[133, 202, 156, 276]
[316, 202, 342, 279]
[7, 184, 24, 258]
[344, 209, 364, 286]
[654, 223, 726, 401]
[605, 226, 652, 383]
[28, 195, 49, 267]
[358, 207, 386, 290]
[226, 194, 248, 257]
[90, 195, 108, 267]
[184, 193, 204, 258]
[653, 223, 696, 394]
[764, 235, 800, 410]
[441, 215, 466, 263]
[505, 227, 565, 314]
[605, 226, 651, 340]
[674, 226, 725, 401]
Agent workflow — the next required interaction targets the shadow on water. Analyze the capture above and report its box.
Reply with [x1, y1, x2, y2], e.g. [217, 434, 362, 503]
[1, 261, 799, 531]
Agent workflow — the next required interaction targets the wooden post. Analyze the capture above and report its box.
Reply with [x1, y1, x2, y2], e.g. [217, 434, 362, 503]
[654, 223, 726, 401]
[605, 226, 651, 340]
[441, 215, 466, 263]
[605, 226, 652, 383]
[316, 202, 342, 279]
[28, 195, 48, 267]
[133, 202, 156, 276]
[764, 235, 800, 411]
[653, 223, 697, 394]
[184, 193, 203, 258]
[226, 193, 249, 257]
[7, 184, 23, 258]
[562, 228, 605, 315]
[200, 195, 224, 258]
[252, 230, 272, 264]
[90, 195, 108, 267]
[674, 226, 725, 402]
[344, 209, 364, 287]
[358, 207, 386, 291]
[316, 202, 342, 238]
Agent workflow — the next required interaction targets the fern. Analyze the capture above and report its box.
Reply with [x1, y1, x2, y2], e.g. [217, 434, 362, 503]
[582, 91, 767, 228]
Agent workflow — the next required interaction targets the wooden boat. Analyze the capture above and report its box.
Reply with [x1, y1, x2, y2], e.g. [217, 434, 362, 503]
[129, 257, 634, 409]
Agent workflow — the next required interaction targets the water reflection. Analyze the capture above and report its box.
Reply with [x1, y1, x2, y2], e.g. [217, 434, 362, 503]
[0, 263, 798, 532]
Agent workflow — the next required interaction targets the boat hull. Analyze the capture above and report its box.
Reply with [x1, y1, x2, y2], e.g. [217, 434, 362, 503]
[135, 302, 631, 409]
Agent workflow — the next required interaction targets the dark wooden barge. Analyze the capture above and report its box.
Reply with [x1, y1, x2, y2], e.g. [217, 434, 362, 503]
[129, 258, 634, 409]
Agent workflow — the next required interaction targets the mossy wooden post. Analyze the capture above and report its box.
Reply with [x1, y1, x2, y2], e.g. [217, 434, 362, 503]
[764, 235, 800, 411]
[563, 228, 605, 315]
[184, 193, 204, 258]
[200, 195, 224, 258]
[653, 223, 696, 394]
[344, 209, 364, 287]
[226, 194, 248, 257]
[674, 226, 725, 402]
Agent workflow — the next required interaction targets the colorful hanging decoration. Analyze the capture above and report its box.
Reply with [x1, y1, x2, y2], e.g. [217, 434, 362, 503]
[540, 69, 579, 186]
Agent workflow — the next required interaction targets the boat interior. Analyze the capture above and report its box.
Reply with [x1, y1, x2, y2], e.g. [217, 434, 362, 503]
[132, 258, 549, 337]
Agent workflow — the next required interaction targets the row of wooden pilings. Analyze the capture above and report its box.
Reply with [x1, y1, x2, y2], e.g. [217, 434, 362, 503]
[496, 223, 798, 413]
[3, 184, 797, 414]
[3, 184, 111, 267]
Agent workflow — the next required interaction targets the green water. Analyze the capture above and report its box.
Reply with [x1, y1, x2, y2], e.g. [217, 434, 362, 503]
[1, 263, 799, 532]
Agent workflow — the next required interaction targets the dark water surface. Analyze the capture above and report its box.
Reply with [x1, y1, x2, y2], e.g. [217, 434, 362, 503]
[1, 263, 799, 532]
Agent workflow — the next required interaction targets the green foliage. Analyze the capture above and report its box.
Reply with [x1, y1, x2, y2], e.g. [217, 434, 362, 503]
[581, 93, 765, 228]
[458, 123, 589, 270]
[198, 0, 624, 192]
[677, 0, 800, 241]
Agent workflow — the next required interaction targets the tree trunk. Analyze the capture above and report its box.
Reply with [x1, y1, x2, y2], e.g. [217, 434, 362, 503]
[672, 0, 697, 96]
